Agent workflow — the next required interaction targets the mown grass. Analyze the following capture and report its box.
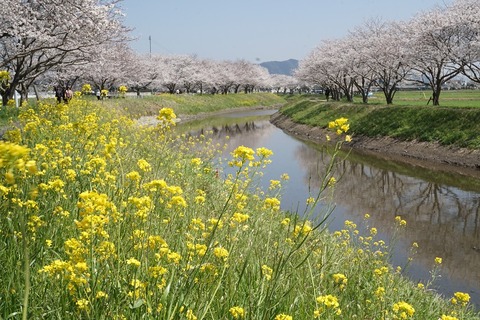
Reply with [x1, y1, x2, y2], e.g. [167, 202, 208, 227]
[0, 95, 478, 319]
[370, 90, 480, 108]
[280, 93, 480, 149]
[101, 93, 286, 118]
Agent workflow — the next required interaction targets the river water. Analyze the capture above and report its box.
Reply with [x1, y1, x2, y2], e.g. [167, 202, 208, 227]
[179, 109, 480, 308]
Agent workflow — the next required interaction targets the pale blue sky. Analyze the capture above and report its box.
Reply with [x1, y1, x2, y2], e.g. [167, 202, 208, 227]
[121, 0, 451, 63]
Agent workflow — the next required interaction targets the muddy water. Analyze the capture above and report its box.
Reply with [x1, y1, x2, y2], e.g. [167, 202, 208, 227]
[179, 109, 480, 308]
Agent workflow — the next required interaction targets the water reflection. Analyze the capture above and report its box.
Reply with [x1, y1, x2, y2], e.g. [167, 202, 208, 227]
[178, 110, 480, 307]
[295, 142, 480, 304]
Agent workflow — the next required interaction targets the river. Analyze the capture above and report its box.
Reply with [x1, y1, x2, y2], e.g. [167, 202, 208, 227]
[179, 108, 480, 308]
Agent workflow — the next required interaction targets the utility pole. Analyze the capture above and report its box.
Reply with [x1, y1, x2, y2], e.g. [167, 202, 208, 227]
[149, 35, 151, 57]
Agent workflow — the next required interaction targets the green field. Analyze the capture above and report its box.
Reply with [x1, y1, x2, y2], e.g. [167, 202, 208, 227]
[367, 89, 480, 108]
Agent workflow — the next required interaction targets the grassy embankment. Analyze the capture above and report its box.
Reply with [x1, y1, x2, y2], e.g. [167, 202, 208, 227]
[280, 91, 480, 149]
[0, 93, 478, 319]
[104, 92, 286, 118]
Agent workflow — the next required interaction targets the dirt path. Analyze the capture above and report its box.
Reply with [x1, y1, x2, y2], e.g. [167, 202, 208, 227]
[270, 112, 480, 178]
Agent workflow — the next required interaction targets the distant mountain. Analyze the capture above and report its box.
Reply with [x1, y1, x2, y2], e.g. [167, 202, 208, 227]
[260, 59, 298, 76]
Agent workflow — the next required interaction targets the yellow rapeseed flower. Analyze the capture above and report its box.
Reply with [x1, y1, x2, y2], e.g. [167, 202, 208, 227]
[315, 294, 342, 316]
[293, 221, 312, 237]
[81, 84, 92, 94]
[169, 195, 187, 208]
[281, 218, 290, 226]
[229, 145, 255, 167]
[264, 197, 281, 211]
[317, 294, 339, 308]
[127, 257, 141, 267]
[213, 247, 229, 261]
[229, 306, 245, 319]
[126, 171, 141, 181]
[274, 314, 292, 320]
[0, 70, 11, 83]
[261, 264, 273, 280]
[95, 291, 109, 299]
[269, 179, 281, 190]
[186, 309, 197, 320]
[191, 158, 202, 166]
[5, 171, 15, 184]
[76, 299, 89, 310]
[440, 315, 459, 320]
[328, 117, 349, 135]
[451, 292, 470, 306]
[375, 286, 385, 299]
[392, 301, 415, 318]
[332, 273, 348, 289]
[256, 147, 273, 158]
[194, 195, 206, 204]
[281, 173, 290, 180]
[327, 176, 336, 187]
[137, 159, 152, 172]
[231, 212, 249, 223]
[395, 216, 407, 226]
[25, 160, 37, 174]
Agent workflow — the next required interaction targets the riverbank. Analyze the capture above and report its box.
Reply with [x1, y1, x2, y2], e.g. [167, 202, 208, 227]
[272, 94, 480, 177]
[270, 112, 480, 178]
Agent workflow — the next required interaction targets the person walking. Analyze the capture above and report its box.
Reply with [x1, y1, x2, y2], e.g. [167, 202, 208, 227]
[65, 87, 73, 103]
[54, 86, 64, 103]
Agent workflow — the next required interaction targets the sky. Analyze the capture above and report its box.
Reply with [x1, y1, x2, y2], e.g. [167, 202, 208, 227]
[121, 0, 452, 63]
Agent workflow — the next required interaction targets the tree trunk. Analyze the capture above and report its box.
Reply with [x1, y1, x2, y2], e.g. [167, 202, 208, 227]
[20, 83, 29, 105]
[383, 86, 397, 105]
[33, 85, 40, 101]
[1, 93, 8, 106]
[433, 85, 441, 106]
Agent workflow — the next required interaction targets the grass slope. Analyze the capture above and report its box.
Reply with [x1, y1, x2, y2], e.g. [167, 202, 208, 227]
[280, 94, 480, 149]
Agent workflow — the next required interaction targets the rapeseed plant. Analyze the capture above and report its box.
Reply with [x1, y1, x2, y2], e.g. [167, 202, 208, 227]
[0, 98, 478, 320]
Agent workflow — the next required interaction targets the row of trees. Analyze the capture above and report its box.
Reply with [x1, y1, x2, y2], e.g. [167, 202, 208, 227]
[9, 0, 479, 107]
[295, 0, 480, 105]
[0, 1, 300, 106]
[79, 49, 296, 97]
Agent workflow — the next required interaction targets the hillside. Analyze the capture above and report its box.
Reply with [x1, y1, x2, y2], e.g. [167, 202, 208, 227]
[260, 58, 298, 76]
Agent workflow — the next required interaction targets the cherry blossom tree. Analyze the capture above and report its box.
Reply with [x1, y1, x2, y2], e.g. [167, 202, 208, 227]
[126, 53, 158, 96]
[0, 0, 128, 105]
[350, 19, 411, 104]
[406, 4, 469, 105]
[210, 60, 236, 94]
[270, 74, 299, 94]
[449, 0, 480, 84]
[341, 33, 376, 103]
[300, 39, 356, 102]
[230, 60, 271, 93]
[156, 55, 196, 94]
[78, 42, 135, 95]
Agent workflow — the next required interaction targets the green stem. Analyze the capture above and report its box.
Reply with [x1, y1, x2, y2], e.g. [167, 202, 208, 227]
[22, 235, 30, 320]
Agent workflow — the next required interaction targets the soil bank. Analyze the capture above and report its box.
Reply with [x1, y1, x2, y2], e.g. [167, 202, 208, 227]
[270, 112, 480, 179]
